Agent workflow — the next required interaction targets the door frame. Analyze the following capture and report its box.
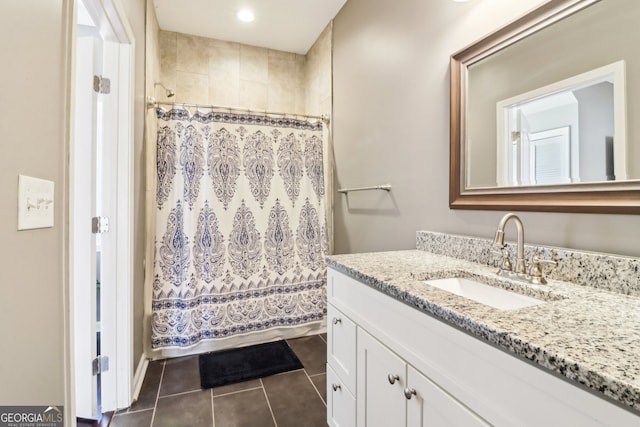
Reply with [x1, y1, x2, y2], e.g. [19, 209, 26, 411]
[64, 0, 135, 421]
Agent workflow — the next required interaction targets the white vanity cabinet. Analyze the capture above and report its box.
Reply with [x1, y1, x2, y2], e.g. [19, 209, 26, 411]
[328, 268, 488, 427]
[327, 303, 357, 427]
[327, 267, 640, 427]
[405, 365, 489, 427]
[357, 328, 408, 427]
[327, 363, 356, 427]
[327, 304, 357, 393]
[357, 326, 488, 427]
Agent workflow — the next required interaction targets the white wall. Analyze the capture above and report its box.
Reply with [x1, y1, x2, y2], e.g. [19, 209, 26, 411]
[332, 0, 640, 257]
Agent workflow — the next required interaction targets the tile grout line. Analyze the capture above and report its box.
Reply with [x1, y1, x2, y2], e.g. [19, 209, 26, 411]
[156, 387, 205, 400]
[270, 368, 305, 377]
[260, 378, 279, 427]
[304, 368, 327, 407]
[123, 408, 154, 416]
[149, 360, 166, 427]
[212, 386, 263, 397]
[210, 389, 215, 427]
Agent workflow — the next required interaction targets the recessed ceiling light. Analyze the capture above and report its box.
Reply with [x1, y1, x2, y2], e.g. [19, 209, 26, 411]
[237, 9, 255, 22]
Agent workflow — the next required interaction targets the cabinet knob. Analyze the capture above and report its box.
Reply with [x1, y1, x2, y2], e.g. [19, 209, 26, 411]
[332, 317, 342, 325]
[332, 383, 341, 392]
[387, 374, 400, 385]
[404, 387, 417, 400]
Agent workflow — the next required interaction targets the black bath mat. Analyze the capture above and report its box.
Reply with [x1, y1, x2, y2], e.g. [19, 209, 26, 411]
[198, 340, 303, 389]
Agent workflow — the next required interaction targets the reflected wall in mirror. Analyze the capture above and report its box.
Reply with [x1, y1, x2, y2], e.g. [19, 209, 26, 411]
[450, 0, 640, 213]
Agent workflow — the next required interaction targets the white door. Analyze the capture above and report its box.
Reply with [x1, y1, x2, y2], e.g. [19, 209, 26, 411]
[72, 24, 101, 419]
[528, 127, 572, 185]
[406, 366, 489, 427]
[357, 328, 407, 427]
[71, 0, 134, 418]
[73, 21, 119, 420]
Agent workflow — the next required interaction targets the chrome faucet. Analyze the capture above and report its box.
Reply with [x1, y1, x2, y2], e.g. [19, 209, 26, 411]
[493, 213, 527, 275]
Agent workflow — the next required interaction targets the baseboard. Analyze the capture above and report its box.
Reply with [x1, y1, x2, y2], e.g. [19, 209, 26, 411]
[131, 354, 149, 403]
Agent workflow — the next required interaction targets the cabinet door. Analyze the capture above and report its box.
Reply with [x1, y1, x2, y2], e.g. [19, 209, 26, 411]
[327, 364, 356, 427]
[328, 303, 357, 393]
[357, 328, 407, 427]
[406, 366, 489, 427]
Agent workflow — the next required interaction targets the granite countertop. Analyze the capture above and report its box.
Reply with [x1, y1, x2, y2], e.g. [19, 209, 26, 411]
[326, 250, 640, 414]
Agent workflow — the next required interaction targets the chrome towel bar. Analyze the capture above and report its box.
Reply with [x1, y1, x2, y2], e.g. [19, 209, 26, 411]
[337, 184, 392, 194]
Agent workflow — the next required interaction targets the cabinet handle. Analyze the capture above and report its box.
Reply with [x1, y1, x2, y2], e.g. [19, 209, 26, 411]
[404, 387, 417, 400]
[332, 317, 342, 325]
[332, 383, 341, 392]
[387, 374, 400, 385]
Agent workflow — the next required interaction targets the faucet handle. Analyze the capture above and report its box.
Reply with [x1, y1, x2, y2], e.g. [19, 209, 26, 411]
[528, 256, 557, 284]
[491, 249, 512, 272]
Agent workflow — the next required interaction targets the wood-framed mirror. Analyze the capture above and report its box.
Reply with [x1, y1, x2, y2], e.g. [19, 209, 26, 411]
[450, 0, 640, 214]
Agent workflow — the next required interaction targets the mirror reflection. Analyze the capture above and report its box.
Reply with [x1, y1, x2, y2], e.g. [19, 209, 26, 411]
[495, 61, 625, 187]
[465, 0, 640, 190]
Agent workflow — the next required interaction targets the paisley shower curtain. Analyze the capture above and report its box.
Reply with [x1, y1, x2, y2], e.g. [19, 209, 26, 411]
[151, 107, 327, 351]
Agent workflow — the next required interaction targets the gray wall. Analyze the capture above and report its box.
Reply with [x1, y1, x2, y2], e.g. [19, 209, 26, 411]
[332, 0, 640, 257]
[0, 0, 67, 406]
[574, 82, 615, 182]
[0, 0, 147, 413]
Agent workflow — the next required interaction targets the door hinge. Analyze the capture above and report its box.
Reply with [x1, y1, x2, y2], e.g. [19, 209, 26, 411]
[92, 355, 110, 376]
[93, 75, 111, 94]
[92, 216, 110, 234]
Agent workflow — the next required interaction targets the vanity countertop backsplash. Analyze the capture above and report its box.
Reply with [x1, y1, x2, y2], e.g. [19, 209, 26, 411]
[326, 231, 640, 413]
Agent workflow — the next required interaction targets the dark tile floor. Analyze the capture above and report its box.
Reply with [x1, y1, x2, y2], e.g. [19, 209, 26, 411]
[110, 334, 327, 427]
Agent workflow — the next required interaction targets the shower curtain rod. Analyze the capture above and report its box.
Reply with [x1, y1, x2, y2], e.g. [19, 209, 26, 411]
[147, 96, 330, 123]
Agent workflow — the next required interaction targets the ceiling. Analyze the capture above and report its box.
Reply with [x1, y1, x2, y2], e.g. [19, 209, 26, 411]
[153, 0, 348, 55]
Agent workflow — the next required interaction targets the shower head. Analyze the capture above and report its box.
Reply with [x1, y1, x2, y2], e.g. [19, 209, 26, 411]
[154, 81, 175, 98]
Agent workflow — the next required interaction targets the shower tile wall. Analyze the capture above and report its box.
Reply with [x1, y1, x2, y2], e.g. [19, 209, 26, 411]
[305, 24, 332, 116]
[157, 25, 332, 115]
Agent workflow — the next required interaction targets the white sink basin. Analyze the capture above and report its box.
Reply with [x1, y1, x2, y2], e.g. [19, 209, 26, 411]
[424, 277, 545, 310]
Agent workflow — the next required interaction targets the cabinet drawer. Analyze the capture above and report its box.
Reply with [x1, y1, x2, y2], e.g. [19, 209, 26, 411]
[328, 303, 357, 394]
[327, 364, 356, 427]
